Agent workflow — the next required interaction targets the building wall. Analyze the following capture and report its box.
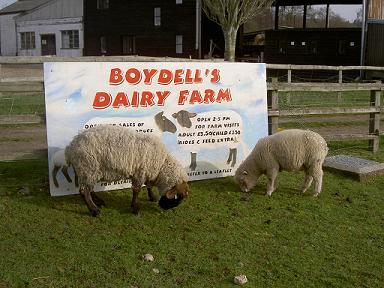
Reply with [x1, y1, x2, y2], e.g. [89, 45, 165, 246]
[368, 0, 384, 20]
[264, 28, 361, 65]
[0, 13, 17, 55]
[84, 0, 198, 57]
[17, 18, 83, 56]
[366, 23, 384, 66]
[13, 0, 83, 56]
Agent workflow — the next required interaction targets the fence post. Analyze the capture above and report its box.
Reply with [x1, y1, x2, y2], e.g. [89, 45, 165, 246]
[369, 88, 381, 152]
[268, 77, 279, 135]
[337, 68, 343, 103]
[286, 68, 291, 104]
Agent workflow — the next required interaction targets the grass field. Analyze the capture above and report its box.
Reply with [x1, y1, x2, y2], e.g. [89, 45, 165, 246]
[1, 139, 384, 287]
[0, 93, 45, 116]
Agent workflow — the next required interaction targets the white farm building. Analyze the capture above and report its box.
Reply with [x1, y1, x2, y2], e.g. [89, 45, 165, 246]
[0, 0, 83, 56]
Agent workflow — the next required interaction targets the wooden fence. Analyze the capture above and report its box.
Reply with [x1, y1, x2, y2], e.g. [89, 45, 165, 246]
[266, 64, 383, 152]
[0, 57, 383, 159]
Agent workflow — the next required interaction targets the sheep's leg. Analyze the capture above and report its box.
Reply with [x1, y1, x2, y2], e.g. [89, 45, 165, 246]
[309, 163, 323, 197]
[190, 152, 197, 171]
[266, 169, 278, 196]
[131, 185, 141, 214]
[301, 172, 313, 193]
[52, 166, 60, 188]
[147, 187, 156, 202]
[80, 185, 100, 217]
[91, 192, 105, 207]
[61, 165, 72, 183]
[313, 169, 323, 197]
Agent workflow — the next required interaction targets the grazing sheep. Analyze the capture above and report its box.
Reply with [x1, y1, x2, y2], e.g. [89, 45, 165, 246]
[65, 125, 189, 216]
[234, 129, 328, 196]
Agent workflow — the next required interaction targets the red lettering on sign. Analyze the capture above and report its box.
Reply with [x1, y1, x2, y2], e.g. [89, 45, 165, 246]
[216, 88, 232, 103]
[93, 92, 112, 109]
[156, 91, 170, 106]
[143, 69, 158, 85]
[140, 91, 155, 107]
[109, 68, 124, 85]
[158, 69, 173, 85]
[112, 92, 129, 108]
[125, 68, 142, 85]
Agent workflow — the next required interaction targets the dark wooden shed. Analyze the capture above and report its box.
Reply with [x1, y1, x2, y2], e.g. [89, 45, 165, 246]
[83, 0, 224, 59]
[366, 0, 384, 67]
[263, 0, 364, 66]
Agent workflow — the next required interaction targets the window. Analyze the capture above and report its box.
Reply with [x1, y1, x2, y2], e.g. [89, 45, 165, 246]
[338, 40, 346, 55]
[278, 6, 304, 28]
[100, 36, 107, 54]
[97, 0, 109, 9]
[20, 32, 35, 50]
[176, 0, 183, 4]
[278, 40, 287, 54]
[154, 7, 161, 26]
[61, 30, 79, 49]
[122, 35, 136, 55]
[176, 35, 183, 54]
[310, 41, 317, 54]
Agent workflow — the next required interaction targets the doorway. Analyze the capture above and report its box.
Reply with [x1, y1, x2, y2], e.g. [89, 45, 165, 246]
[41, 34, 56, 56]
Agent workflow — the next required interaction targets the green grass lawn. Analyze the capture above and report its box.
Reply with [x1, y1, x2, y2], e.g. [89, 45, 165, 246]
[278, 90, 383, 108]
[1, 144, 384, 287]
[0, 93, 45, 116]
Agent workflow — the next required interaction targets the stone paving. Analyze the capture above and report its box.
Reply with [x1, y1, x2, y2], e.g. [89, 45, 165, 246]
[324, 154, 384, 181]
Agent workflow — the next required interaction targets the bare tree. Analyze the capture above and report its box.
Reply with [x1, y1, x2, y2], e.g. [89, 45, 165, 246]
[202, 0, 275, 61]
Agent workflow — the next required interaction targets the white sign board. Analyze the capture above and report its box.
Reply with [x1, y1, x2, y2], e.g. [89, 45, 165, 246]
[44, 62, 268, 196]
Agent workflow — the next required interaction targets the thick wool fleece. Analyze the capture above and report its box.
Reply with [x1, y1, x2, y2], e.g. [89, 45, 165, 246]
[235, 129, 328, 196]
[65, 125, 188, 195]
[238, 129, 328, 175]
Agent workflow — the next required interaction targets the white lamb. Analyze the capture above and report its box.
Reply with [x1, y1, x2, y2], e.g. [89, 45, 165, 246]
[234, 129, 328, 196]
[65, 125, 189, 216]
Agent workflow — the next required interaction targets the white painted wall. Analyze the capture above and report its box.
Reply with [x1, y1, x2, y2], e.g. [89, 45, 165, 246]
[17, 18, 83, 56]
[0, 13, 18, 55]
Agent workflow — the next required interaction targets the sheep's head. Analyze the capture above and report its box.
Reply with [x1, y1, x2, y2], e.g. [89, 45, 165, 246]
[234, 170, 258, 193]
[172, 110, 197, 128]
[154, 111, 177, 133]
[159, 182, 189, 210]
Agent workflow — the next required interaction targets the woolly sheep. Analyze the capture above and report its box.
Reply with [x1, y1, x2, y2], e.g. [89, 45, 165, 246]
[234, 129, 328, 196]
[65, 125, 189, 216]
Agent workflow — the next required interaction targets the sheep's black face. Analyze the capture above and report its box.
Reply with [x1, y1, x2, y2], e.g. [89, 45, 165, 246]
[159, 182, 189, 210]
[159, 194, 183, 210]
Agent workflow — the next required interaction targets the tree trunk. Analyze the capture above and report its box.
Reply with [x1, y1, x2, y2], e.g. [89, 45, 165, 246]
[223, 27, 237, 62]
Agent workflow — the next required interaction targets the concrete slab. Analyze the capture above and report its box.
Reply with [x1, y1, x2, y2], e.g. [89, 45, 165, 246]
[323, 155, 384, 181]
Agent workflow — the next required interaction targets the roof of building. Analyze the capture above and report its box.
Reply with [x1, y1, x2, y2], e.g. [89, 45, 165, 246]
[0, 0, 52, 15]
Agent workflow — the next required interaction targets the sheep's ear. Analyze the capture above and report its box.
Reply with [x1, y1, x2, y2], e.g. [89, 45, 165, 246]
[188, 112, 197, 118]
[242, 170, 248, 175]
[165, 182, 189, 199]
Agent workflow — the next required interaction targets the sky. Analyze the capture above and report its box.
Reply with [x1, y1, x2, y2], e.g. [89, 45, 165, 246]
[329, 4, 362, 21]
